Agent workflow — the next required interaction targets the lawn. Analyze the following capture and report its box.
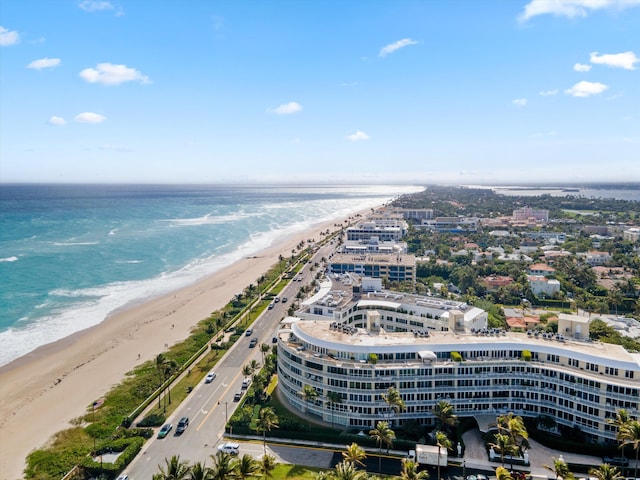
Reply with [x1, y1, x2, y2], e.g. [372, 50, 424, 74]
[271, 464, 328, 479]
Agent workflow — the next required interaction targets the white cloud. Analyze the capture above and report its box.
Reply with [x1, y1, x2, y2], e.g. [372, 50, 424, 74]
[574, 63, 591, 72]
[74, 112, 107, 123]
[513, 98, 528, 107]
[539, 89, 559, 96]
[48, 116, 66, 126]
[0, 26, 20, 46]
[519, 0, 640, 21]
[78, 0, 114, 12]
[346, 130, 370, 141]
[27, 58, 61, 70]
[269, 102, 303, 115]
[79, 63, 149, 85]
[590, 51, 639, 70]
[379, 38, 419, 57]
[565, 80, 608, 97]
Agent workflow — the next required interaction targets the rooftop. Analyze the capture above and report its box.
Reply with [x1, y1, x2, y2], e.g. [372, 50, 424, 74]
[288, 319, 640, 372]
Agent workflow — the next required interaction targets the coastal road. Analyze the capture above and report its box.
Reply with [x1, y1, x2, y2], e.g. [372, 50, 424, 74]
[125, 248, 329, 477]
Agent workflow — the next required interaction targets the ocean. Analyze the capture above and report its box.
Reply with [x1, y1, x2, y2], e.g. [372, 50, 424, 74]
[0, 183, 423, 367]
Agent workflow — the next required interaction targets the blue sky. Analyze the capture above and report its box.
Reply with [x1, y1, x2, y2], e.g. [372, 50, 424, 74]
[1, 0, 639, 184]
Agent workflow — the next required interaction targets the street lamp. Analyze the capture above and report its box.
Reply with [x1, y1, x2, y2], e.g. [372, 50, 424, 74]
[462, 460, 466, 480]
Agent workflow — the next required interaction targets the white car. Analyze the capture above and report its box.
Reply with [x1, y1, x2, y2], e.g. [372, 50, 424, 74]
[205, 371, 216, 383]
[116, 475, 129, 480]
[218, 442, 240, 455]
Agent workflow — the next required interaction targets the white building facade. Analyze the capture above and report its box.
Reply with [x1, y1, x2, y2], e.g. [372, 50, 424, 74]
[277, 318, 640, 444]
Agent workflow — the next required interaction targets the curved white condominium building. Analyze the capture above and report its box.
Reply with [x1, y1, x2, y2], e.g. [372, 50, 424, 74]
[277, 277, 640, 444]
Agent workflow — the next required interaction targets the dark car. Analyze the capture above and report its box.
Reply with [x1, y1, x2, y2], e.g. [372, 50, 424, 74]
[176, 417, 189, 434]
[249, 338, 258, 348]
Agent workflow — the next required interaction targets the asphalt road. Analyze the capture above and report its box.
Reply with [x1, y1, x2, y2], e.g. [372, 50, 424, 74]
[125, 247, 329, 478]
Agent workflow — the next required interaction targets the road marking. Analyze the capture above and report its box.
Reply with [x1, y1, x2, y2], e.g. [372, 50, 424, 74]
[196, 371, 243, 431]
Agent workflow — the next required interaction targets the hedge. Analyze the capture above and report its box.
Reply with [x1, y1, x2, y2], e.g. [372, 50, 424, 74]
[80, 436, 144, 477]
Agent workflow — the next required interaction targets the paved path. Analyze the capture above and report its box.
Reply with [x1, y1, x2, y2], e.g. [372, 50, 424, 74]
[461, 428, 604, 476]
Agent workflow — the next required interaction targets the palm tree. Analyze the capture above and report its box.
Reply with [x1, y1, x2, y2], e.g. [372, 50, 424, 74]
[544, 456, 573, 480]
[332, 461, 367, 480]
[326, 391, 343, 427]
[188, 461, 214, 480]
[156, 455, 191, 480]
[490, 433, 514, 467]
[234, 454, 260, 480]
[588, 463, 624, 480]
[260, 343, 270, 364]
[433, 400, 458, 433]
[258, 454, 277, 479]
[382, 386, 405, 426]
[242, 364, 253, 378]
[434, 431, 452, 480]
[609, 409, 631, 471]
[369, 421, 395, 472]
[163, 359, 178, 405]
[256, 407, 279, 453]
[619, 420, 640, 480]
[249, 359, 261, 372]
[400, 458, 429, 480]
[311, 471, 332, 480]
[300, 384, 318, 414]
[342, 442, 367, 468]
[495, 466, 512, 480]
[155, 353, 168, 408]
[209, 451, 236, 480]
[498, 412, 529, 468]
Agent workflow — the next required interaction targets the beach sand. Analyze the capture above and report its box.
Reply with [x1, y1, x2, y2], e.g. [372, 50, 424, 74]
[0, 215, 353, 480]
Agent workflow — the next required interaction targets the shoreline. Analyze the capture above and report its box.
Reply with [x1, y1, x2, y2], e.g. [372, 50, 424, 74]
[0, 210, 362, 480]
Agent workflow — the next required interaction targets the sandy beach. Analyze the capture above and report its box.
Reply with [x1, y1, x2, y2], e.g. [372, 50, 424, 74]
[0, 214, 352, 480]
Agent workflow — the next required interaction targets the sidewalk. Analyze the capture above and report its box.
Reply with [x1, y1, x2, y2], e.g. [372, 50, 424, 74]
[461, 428, 605, 476]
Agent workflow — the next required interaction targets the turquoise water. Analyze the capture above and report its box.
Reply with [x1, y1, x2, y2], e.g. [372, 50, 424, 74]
[0, 184, 423, 366]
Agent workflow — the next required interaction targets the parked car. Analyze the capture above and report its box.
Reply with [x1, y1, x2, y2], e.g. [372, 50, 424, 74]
[245, 328, 253, 336]
[268, 303, 275, 309]
[157, 423, 172, 438]
[241, 377, 251, 389]
[218, 442, 240, 455]
[176, 417, 189, 434]
[282, 297, 288, 303]
[205, 371, 216, 383]
[272, 336, 278, 343]
[249, 338, 258, 348]
[116, 475, 129, 480]
[274, 296, 280, 303]
[233, 390, 243, 401]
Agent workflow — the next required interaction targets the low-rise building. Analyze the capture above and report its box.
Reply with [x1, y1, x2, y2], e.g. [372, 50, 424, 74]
[584, 251, 613, 266]
[416, 216, 480, 233]
[527, 275, 561, 297]
[328, 253, 416, 283]
[513, 207, 549, 223]
[482, 275, 514, 292]
[623, 227, 640, 243]
[528, 263, 556, 277]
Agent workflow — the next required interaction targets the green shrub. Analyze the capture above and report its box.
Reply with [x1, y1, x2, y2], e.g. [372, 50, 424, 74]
[450, 351, 463, 362]
[80, 436, 144, 477]
[136, 413, 165, 427]
[522, 350, 532, 361]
